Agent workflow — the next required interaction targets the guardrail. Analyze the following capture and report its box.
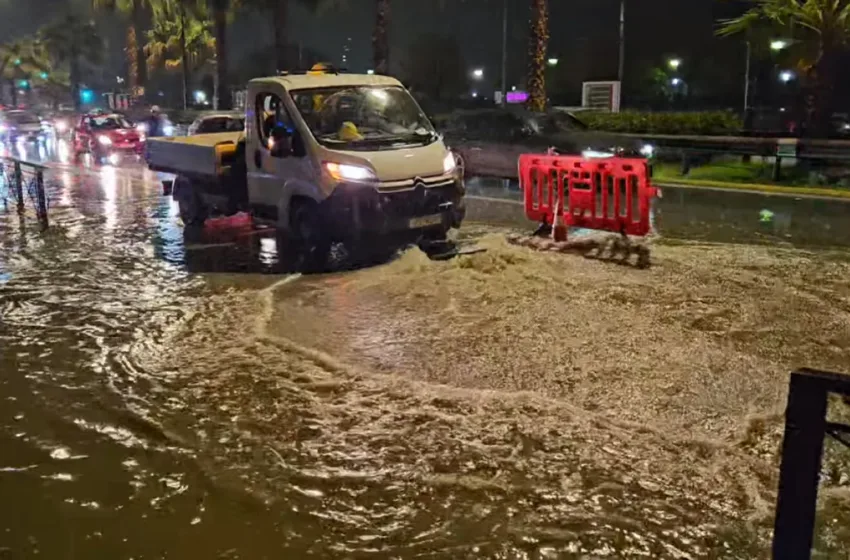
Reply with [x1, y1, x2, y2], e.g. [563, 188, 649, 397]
[625, 133, 850, 181]
[773, 368, 850, 559]
[0, 157, 49, 228]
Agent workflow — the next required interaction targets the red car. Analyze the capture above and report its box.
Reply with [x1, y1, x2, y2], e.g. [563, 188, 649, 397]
[73, 113, 144, 164]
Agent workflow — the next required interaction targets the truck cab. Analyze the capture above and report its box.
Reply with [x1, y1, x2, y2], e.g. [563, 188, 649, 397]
[147, 68, 465, 246]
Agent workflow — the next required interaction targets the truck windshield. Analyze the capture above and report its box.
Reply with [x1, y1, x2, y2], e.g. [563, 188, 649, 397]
[290, 86, 437, 149]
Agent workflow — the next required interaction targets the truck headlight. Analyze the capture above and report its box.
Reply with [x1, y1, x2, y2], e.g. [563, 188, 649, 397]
[98, 135, 112, 146]
[443, 151, 457, 174]
[640, 144, 655, 158]
[324, 161, 376, 182]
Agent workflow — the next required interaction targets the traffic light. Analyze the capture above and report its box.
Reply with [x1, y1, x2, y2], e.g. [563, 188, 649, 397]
[80, 89, 94, 104]
[14, 58, 21, 66]
[39, 72, 48, 80]
[18, 79, 29, 89]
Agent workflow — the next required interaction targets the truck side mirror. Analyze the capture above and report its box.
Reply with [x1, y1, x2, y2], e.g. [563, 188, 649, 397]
[269, 125, 292, 158]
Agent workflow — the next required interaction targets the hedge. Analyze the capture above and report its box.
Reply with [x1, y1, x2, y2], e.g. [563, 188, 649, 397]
[578, 111, 743, 136]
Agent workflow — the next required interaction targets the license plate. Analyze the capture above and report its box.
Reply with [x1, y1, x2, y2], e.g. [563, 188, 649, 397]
[409, 214, 442, 229]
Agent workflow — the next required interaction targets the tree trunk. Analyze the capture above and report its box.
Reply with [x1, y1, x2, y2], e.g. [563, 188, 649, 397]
[373, 0, 390, 74]
[71, 48, 81, 112]
[526, 0, 549, 112]
[0, 60, 9, 105]
[10, 79, 17, 107]
[806, 45, 838, 138]
[180, 2, 190, 110]
[131, 0, 147, 91]
[273, 0, 289, 72]
[213, 59, 219, 110]
[212, 0, 231, 109]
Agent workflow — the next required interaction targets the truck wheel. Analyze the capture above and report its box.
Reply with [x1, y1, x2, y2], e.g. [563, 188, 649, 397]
[455, 152, 468, 178]
[289, 198, 325, 244]
[176, 177, 208, 226]
[289, 198, 329, 269]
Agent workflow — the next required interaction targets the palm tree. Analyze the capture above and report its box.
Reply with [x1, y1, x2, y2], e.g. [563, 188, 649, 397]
[39, 15, 104, 111]
[92, 0, 149, 93]
[0, 40, 43, 106]
[373, 0, 390, 74]
[208, 0, 232, 109]
[147, 0, 215, 108]
[526, 0, 549, 112]
[718, 0, 850, 136]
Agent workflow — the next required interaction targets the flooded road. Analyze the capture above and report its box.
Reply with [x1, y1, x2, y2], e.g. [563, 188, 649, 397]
[1, 141, 850, 557]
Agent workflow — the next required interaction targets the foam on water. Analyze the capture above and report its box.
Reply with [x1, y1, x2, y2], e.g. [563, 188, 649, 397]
[125, 234, 850, 556]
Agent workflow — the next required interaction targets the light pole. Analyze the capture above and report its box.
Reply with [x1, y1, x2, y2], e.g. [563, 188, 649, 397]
[547, 57, 559, 66]
[744, 38, 788, 113]
[743, 40, 751, 113]
[618, 0, 625, 85]
[500, 0, 508, 106]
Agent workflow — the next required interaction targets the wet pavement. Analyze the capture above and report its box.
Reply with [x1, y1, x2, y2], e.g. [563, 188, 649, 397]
[1, 139, 850, 558]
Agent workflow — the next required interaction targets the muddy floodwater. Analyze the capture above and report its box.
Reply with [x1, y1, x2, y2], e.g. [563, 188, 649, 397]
[2, 155, 850, 558]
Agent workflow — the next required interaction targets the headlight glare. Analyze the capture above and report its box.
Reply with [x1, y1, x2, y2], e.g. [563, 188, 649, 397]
[443, 151, 457, 174]
[324, 161, 376, 182]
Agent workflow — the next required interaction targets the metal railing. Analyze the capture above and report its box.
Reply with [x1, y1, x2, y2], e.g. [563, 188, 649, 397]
[625, 133, 850, 181]
[0, 157, 49, 228]
[773, 368, 850, 559]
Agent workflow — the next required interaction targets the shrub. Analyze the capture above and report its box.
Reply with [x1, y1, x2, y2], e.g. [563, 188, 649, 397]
[578, 111, 743, 136]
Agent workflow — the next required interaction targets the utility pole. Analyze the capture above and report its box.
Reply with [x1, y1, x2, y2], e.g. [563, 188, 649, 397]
[500, 0, 508, 106]
[617, 0, 625, 86]
[743, 40, 751, 113]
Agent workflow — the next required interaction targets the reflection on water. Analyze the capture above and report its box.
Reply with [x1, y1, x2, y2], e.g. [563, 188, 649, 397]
[0, 154, 849, 556]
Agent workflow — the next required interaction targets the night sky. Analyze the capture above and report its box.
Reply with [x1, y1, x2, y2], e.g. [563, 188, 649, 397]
[0, 0, 748, 97]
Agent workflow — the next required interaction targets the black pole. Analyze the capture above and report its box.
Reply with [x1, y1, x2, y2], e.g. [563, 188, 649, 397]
[13, 161, 23, 213]
[35, 169, 48, 228]
[772, 371, 828, 560]
[500, 0, 508, 106]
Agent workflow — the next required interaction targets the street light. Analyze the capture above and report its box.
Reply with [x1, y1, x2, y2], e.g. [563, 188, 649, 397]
[547, 57, 559, 66]
[771, 39, 789, 51]
[194, 90, 207, 104]
[472, 68, 484, 80]
[668, 58, 682, 70]
[366, 69, 375, 75]
[670, 77, 682, 86]
[779, 70, 795, 83]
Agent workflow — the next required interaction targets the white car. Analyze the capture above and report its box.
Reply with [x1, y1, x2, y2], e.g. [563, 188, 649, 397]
[187, 112, 245, 136]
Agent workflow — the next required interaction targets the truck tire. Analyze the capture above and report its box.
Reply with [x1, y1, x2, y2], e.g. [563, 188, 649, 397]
[175, 176, 208, 227]
[289, 198, 330, 270]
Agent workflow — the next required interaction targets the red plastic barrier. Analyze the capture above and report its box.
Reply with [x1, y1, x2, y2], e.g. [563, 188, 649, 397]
[519, 154, 658, 236]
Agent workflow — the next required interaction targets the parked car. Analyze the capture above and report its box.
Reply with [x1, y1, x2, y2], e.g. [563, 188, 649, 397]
[187, 112, 245, 136]
[73, 113, 144, 164]
[0, 110, 48, 143]
[437, 108, 652, 179]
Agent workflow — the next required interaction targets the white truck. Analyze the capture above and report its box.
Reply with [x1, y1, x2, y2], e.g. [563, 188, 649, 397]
[145, 68, 466, 248]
